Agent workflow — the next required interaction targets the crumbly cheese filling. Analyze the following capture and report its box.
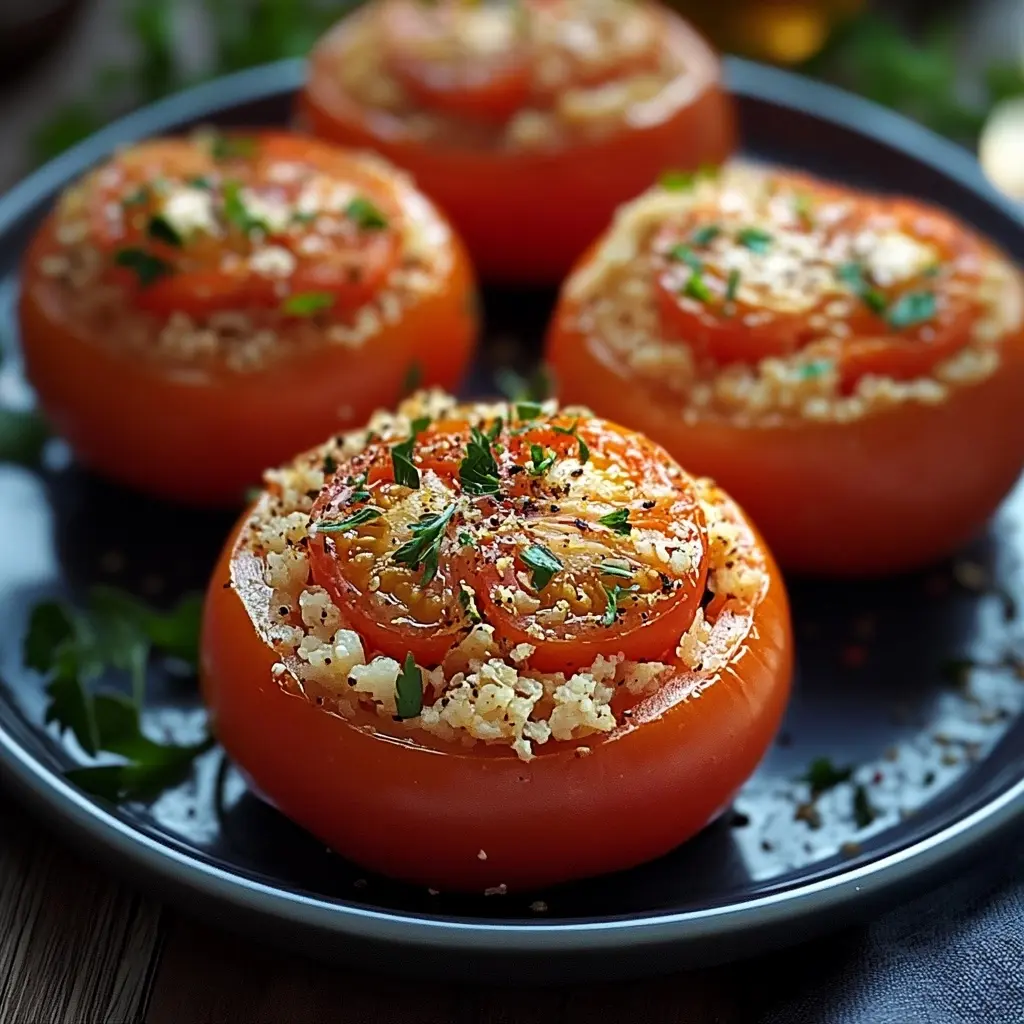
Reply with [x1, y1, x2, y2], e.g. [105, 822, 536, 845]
[565, 163, 1024, 426]
[324, 0, 695, 151]
[36, 147, 453, 373]
[239, 391, 767, 761]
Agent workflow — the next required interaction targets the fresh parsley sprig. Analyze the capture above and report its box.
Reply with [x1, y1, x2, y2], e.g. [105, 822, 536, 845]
[317, 507, 383, 533]
[459, 423, 501, 496]
[391, 416, 430, 490]
[392, 503, 457, 584]
[551, 421, 590, 464]
[598, 508, 632, 536]
[394, 653, 423, 720]
[24, 587, 211, 802]
[521, 545, 562, 592]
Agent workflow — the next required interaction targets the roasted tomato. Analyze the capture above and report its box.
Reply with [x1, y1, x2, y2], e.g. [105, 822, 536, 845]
[299, 0, 736, 283]
[201, 392, 792, 892]
[547, 163, 1024, 575]
[20, 131, 477, 505]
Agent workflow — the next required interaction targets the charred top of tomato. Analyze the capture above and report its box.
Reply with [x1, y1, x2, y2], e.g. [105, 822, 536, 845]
[565, 163, 1024, 423]
[237, 391, 771, 761]
[310, 0, 721, 150]
[29, 131, 457, 371]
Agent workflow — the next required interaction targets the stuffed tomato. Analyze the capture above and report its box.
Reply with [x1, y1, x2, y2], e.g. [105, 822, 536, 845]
[299, 0, 735, 283]
[547, 163, 1024, 575]
[201, 391, 792, 892]
[20, 131, 477, 505]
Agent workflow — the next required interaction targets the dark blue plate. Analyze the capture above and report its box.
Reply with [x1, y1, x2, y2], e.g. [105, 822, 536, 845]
[0, 58, 1023, 982]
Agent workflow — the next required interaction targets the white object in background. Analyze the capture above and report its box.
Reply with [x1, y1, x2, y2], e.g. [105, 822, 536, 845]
[980, 97, 1024, 201]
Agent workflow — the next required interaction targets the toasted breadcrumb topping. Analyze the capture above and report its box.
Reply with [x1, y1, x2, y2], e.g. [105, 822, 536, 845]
[235, 391, 767, 761]
[564, 163, 1024, 426]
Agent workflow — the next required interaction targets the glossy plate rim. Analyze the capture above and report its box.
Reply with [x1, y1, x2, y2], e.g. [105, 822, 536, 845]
[1, 56, 1023, 968]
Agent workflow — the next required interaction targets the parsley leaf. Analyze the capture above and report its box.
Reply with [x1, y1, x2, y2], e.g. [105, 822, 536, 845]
[391, 416, 430, 489]
[222, 179, 268, 235]
[691, 224, 721, 247]
[345, 196, 388, 231]
[529, 443, 556, 476]
[147, 214, 182, 247]
[317, 507, 383, 533]
[516, 401, 544, 421]
[521, 545, 562, 592]
[114, 248, 172, 287]
[495, 365, 555, 403]
[601, 584, 637, 626]
[836, 262, 887, 314]
[458, 583, 483, 625]
[852, 783, 878, 829]
[551, 421, 590, 464]
[394, 653, 423, 720]
[668, 244, 703, 270]
[737, 227, 773, 253]
[122, 184, 151, 207]
[210, 133, 258, 161]
[598, 508, 632, 535]
[725, 268, 742, 304]
[392, 503, 457, 584]
[683, 269, 712, 303]
[659, 169, 696, 191]
[281, 291, 336, 317]
[24, 588, 210, 800]
[598, 560, 633, 580]
[459, 426, 501, 496]
[803, 757, 853, 798]
[887, 291, 936, 329]
[458, 531, 475, 548]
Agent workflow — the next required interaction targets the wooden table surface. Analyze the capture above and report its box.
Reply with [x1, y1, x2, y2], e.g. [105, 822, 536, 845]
[4, 787, 814, 1023]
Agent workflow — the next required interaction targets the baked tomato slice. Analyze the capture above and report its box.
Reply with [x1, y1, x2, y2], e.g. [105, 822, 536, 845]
[307, 409, 708, 673]
[653, 172, 988, 389]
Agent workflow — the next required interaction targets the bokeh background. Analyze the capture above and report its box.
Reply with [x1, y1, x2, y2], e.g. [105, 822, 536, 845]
[0, 0, 1022, 198]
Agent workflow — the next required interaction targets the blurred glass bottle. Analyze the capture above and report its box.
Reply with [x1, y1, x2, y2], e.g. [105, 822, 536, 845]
[668, 0, 866, 64]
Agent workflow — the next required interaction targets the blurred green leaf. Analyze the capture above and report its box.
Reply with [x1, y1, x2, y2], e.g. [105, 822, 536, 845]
[31, 103, 105, 164]
[0, 409, 50, 467]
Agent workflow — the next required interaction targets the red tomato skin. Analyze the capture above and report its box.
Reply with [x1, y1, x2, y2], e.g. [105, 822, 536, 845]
[201, 501, 792, 892]
[547, 278, 1024, 576]
[19, 217, 477, 507]
[298, 10, 736, 284]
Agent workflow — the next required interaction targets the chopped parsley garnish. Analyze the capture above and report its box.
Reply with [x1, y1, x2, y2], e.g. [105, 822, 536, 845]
[210, 133, 258, 161]
[792, 192, 814, 223]
[736, 227, 773, 253]
[317, 507, 383, 533]
[691, 224, 721, 247]
[114, 248, 173, 287]
[391, 416, 430, 489]
[852, 783, 877, 829]
[659, 169, 696, 192]
[458, 531, 475, 548]
[521, 545, 562, 592]
[222, 180, 267, 235]
[458, 583, 483, 625]
[281, 291, 336, 317]
[598, 560, 633, 580]
[529, 444, 556, 476]
[402, 361, 423, 397]
[346, 471, 370, 503]
[394, 652, 423, 720]
[24, 587, 210, 802]
[923, 264, 941, 278]
[515, 401, 544, 421]
[551, 421, 590, 464]
[668, 244, 703, 271]
[392, 503, 456, 584]
[601, 584, 639, 626]
[683, 269, 712, 303]
[459, 425, 501, 496]
[598, 508, 632, 535]
[725, 268, 741, 303]
[886, 290, 936, 330]
[187, 175, 212, 190]
[345, 196, 388, 231]
[122, 184, 151, 207]
[836, 262, 887, 314]
[803, 757, 853, 798]
[798, 359, 832, 380]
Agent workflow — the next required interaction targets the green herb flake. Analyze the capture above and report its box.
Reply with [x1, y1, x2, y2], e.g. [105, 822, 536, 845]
[222, 179, 267, 236]
[737, 227, 773, 253]
[458, 531, 475, 548]
[551, 421, 590, 464]
[887, 290, 936, 330]
[659, 169, 695, 192]
[392, 503, 457, 584]
[146, 214, 181, 248]
[528, 443, 556, 477]
[281, 291, 336, 317]
[798, 359, 832, 380]
[317, 507, 383, 533]
[803, 757, 853, 798]
[601, 584, 639, 627]
[114, 248, 173, 287]
[792, 192, 814, 223]
[391, 417, 430, 489]
[683, 269, 712, 303]
[852, 783, 878, 829]
[521, 545, 563, 592]
[598, 560, 633, 580]
[459, 426, 501, 496]
[598, 508, 632, 536]
[345, 196, 388, 231]
[691, 224, 721, 247]
[516, 401, 544, 421]
[122, 184, 151, 207]
[394, 652, 423, 720]
[725, 268, 741, 304]
[668, 244, 703, 271]
[458, 583, 483, 625]
[495, 365, 555, 403]
[187, 175, 212, 190]
[837, 262, 887, 315]
[210, 133, 258, 161]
